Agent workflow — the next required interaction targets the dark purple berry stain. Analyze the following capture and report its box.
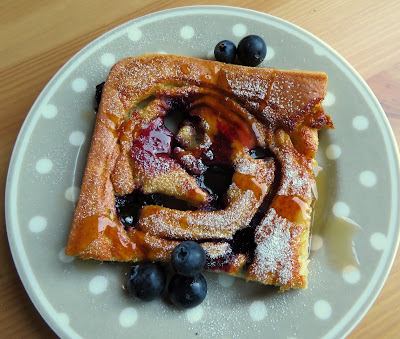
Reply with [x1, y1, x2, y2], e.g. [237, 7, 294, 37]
[95, 82, 105, 111]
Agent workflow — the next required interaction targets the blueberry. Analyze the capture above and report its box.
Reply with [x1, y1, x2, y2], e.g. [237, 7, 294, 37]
[95, 81, 105, 108]
[237, 35, 267, 67]
[168, 273, 207, 308]
[214, 40, 237, 64]
[171, 241, 206, 277]
[127, 262, 166, 301]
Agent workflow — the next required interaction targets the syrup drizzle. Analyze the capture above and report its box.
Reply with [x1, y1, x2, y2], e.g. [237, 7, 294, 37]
[230, 150, 282, 265]
[113, 88, 326, 276]
[116, 191, 196, 229]
[116, 87, 284, 269]
[196, 165, 234, 210]
[116, 148, 279, 271]
[319, 216, 361, 269]
[311, 167, 361, 269]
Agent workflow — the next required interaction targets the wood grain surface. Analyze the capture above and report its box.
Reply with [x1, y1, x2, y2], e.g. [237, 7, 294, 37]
[1, 1, 399, 337]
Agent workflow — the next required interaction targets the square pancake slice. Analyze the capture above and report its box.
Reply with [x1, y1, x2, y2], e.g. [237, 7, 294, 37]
[65, 54, 333, 291]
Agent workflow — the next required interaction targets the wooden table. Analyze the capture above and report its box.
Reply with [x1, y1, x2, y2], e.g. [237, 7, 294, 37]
[1, 1, 399, 337]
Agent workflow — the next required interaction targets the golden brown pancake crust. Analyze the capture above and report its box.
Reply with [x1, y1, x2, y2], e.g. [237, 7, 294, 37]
[66, 54, 332, 291]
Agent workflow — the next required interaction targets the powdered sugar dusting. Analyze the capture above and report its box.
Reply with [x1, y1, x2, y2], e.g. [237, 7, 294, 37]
[177, 151, 207, 174]
[235, 155, 259, 175]
[234, 154, 271, 183]
[139, 185, 257, 239]
[276, 146, 314, 200]
[201, 242, 237, 270]
[131, 147, 178, 177]
[188, 186, 255, 230]
[249, 101, 260, 111]
[201, 242, 231, 259]
[268, 78, 300, 110]
[226, 73, 269, 100]
[251, 208, 301, 285]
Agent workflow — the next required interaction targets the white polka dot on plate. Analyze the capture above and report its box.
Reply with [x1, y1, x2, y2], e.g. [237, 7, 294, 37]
[232, 23, 247, 37]
[264, 46, 275, 61]
[325, 144, 342, 160]
[180, 26, 194, 39]
[57, 313, 70, 326]
[29, 216, 47, 233]
[207, 49, 215, 60]
[342, 265, 360, 284]
[352, 115, 369, 131]
[359, 170, 377, 187]
[158, 51, 167, 54]
[65, 186, 80, 203]
[69, 131, 85, 146]
[370, 232, 387, 251]
[101, 53, 116, 67]
[311, 234, 323, 251]
[59, 247, 75, 263]
[332, 201, 350, 218]
[35, 158, 53, 174]
[89, 276, 108, 295]
[127, 26, 142, 41]
[314, 300, 332, 320]
[72, 78, 87, 93]
[324, 92, 336, 106]
[41, 104, 58, 119]
[249, 301, 267, 321]
[186, 305, 204, 323]
[218, 274, 235, 288]
[119, 307, 138, 328]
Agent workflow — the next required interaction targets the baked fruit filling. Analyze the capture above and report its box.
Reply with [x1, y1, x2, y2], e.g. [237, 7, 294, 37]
[66, 54, 333, 291]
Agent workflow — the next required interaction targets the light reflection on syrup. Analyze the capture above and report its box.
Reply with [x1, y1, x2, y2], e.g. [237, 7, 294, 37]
[311, 166, 361, 270]
[292, 196, 311, 222]
[180, 64, 191, 74]
[322, 216, 361, 268]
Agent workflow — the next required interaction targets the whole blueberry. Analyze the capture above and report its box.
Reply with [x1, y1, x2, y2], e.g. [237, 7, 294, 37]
[214, 40, 237, 64]
[171, 241, 206, 277]
[168, 273, 207, 308]
[237, 35, 267, 67]
[127, 262, 166, 301]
